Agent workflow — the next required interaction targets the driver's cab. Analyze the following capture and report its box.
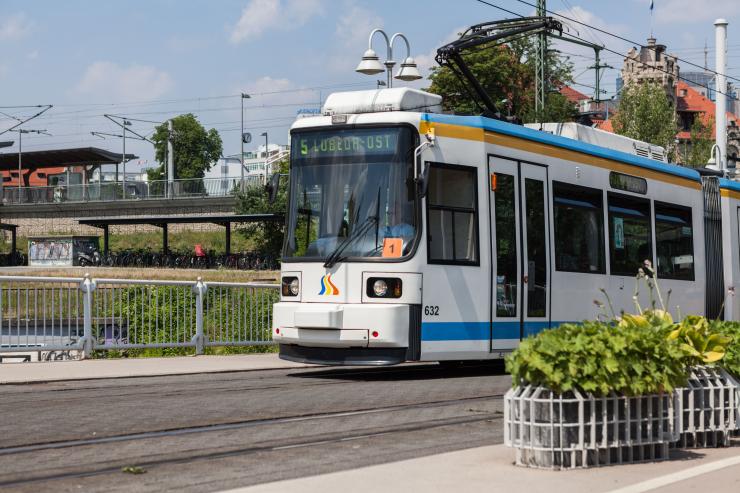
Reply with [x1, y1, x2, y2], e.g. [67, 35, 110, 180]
[273, 88, 442, 365]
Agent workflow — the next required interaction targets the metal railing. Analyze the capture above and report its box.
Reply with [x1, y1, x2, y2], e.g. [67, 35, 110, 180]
[0, 176, 265, 205]
[0, 275, 279, 358]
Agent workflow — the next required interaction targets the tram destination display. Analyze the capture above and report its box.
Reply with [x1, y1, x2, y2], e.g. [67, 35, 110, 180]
[294, 128, 403, 161]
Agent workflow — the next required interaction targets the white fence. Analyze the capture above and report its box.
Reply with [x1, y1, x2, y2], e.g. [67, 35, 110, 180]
[0, 275, 279, 359]
[0, 176, 265, 205]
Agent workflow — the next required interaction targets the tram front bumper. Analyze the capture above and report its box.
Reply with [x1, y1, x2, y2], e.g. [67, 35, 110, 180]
[272, 302, 410, 349]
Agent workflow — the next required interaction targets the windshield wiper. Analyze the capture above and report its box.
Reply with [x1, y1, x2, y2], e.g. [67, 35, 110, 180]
[323, 215, 379, 269]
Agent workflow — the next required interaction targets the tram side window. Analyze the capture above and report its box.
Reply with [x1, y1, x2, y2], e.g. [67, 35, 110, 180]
[553, 182, 605, 274]
[655, 203, 694, 280]
[426, 164, 479, 265]
[608, 193, 652, 276]
[495, 173, 517, 317]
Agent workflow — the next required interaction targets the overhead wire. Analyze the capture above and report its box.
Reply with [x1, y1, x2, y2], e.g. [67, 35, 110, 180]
[507, 0, 740, 86]
[472, 0, 740, 101]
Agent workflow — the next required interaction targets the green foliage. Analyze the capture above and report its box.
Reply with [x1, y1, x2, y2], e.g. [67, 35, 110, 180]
[91, 285, 278, 358]
[426, 37, 576, 122]
[710, 321, 740, 377]
[148, 113, 223, 181]
[505, 320, 687, 396]
[685, 115, 715, 167]
[668, 315, 731, 364]
[234, 158, 289, 259]
[613, 83, 678, 158]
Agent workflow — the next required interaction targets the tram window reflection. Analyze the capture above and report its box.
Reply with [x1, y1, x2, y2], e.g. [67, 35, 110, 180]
[426, 164, 479, 265]
[608, 193, 652, 276]
[654, 202, 694, 280]
[553, 182, 605, 274]
[495, 173, 517, 317]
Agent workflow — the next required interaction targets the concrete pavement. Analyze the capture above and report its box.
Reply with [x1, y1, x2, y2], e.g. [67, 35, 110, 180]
[0, 353, 310, 384]
[227, 441, 740, 493]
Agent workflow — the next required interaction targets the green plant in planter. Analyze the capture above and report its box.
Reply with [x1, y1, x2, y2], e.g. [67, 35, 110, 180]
[710, 321, 740, 376]
[668, 316, 731, 364]
[505, 320, 687, 396]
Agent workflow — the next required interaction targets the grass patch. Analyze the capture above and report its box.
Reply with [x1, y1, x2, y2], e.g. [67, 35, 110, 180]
[0, 266, 278, 282]
[1, 230, 259, 255]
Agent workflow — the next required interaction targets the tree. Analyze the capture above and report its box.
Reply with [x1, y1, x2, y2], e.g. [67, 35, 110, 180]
[426, 37, 577, 123]
[148, 113, 223, 181]
[685, 115, 715, 167]
[234, 159, 289, 259]
[612, 83, 678, 158]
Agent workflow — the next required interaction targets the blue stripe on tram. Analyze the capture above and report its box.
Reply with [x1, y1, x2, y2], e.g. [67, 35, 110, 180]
[421, 321, 571, 341]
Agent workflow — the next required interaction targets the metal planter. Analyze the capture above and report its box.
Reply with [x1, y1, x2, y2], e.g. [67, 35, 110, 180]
[676, 366, 740, 448]
[504, 385, 680, 469]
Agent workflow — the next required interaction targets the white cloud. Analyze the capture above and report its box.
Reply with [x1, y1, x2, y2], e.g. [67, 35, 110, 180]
[650, 0, 740, 24]
[329, 1, 384, 74]
[335, 1, 383, 48]
[75, 61, 173, 102]
[414, 26, 466, 83]
[0, 13, 33, 41]
[553, 5, 628, 46]
[237, 76, 316, 105]
[229, 0, 325, 44]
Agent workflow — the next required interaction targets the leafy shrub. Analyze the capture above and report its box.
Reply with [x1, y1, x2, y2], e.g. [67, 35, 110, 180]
[505, 320, 687, 396]
[711, 321, 740, 377]
[669, 316, 732, 365]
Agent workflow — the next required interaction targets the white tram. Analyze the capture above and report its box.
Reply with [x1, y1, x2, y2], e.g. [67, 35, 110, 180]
[273, 87, 740, 365]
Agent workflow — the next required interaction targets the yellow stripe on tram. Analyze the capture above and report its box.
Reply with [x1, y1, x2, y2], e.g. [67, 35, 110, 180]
[419, 120, 702, 191]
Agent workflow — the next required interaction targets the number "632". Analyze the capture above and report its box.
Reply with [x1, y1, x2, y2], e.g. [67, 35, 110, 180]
[424, 305, 439, 316]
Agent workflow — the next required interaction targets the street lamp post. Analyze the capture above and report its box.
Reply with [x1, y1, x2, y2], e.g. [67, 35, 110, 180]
[261, 132, 269, 181]
[240, 93, 250, 189]
[121, 120, 131, 198]
[708, 143, 723, 171]
[13, 128, 50, 192]
[355, 29, 422, 88]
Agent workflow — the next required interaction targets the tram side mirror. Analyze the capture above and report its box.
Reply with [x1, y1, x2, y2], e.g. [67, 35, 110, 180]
[416, 162, 431, 198]
[266, 173, 281, 204]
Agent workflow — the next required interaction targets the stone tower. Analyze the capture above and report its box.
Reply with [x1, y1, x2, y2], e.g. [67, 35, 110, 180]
[621, 37, 679, 106]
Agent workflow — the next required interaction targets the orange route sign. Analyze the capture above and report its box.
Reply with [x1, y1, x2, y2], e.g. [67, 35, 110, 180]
[382, 238, 403, 258]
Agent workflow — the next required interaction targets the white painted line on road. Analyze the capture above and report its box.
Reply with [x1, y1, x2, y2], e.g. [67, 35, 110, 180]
[606, 454, 740, 493]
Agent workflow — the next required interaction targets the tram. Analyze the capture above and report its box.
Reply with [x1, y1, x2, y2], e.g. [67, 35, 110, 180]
[273, 86, 740, 365]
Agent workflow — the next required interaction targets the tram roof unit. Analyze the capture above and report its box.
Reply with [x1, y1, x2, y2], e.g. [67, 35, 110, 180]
[296, 87, 703, 188]
[524, 122, 668, 163]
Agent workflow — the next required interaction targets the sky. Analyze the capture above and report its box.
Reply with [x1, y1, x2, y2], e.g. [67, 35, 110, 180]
[2, 0, 740, 168]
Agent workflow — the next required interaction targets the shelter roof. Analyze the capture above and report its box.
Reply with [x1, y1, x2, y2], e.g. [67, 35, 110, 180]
[0, 147, 137, 172]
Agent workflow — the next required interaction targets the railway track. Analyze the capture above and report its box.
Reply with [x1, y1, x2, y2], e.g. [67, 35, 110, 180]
[0, 365, 511, 491]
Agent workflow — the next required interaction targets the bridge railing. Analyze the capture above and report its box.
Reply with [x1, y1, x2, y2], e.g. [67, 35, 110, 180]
[0, 275, 279, 359]
[0, 176, 264, 205]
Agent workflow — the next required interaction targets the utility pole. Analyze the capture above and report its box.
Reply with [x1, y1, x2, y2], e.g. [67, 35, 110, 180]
[535, 0, 547, 122]
[167, 119, 174, 198]
[261, 132, 269, 183]
[715, 18, 728, 171]
[121, 120, 131, 198]
[12, 129, 50, 190]
[588, 48, 614, 106]
[240, 93, 250, 190]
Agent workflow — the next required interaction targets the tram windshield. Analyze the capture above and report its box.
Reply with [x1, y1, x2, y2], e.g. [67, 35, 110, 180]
[284, 126, 417, 261]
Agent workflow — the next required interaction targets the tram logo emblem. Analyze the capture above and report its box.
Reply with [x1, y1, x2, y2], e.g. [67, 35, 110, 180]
[319, 274, 339, 296]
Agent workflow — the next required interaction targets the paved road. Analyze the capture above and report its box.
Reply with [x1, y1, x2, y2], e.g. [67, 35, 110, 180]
[0, 363, 512, 492]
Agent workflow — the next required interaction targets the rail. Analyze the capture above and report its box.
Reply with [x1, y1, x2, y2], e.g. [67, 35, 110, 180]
[0, 275, 279, 358]
[0, 176, 265, 205]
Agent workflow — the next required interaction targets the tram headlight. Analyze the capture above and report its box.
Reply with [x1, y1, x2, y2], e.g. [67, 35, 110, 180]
[373, 279, 388, 297]
[367, 277, 402, 298]
[282, 277, 300, 297]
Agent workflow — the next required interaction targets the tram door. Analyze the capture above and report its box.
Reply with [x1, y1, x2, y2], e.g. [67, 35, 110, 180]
[489, 157, 551, 351]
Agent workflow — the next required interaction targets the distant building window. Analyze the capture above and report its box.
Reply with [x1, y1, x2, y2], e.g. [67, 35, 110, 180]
[680, 112, 696, 131]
